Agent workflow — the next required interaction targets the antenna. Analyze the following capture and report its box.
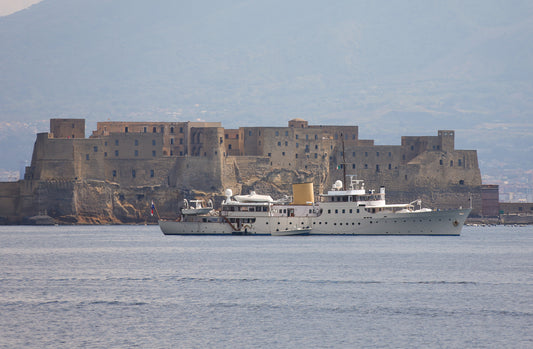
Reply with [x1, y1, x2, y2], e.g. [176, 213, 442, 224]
[341, 133, 346, 190]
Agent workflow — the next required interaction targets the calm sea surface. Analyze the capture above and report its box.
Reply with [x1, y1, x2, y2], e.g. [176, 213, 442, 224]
[0, 225, 532, 348]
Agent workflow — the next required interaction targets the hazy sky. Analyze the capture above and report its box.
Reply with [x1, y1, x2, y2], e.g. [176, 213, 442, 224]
[0, 0, 42, 16]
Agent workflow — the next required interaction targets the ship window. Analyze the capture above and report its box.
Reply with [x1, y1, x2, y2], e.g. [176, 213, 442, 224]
[150, 170, 154, 177]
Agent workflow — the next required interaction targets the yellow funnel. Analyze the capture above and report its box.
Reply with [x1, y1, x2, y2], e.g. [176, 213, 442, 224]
[291, 182, 314, 205]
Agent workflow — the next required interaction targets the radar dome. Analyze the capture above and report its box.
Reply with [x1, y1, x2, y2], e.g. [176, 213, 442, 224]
[225, 189, 233, 197]
[334, 180, 343, 189]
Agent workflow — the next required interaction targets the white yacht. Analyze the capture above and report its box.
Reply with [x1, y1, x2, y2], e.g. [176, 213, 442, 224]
[159, 176, 470, 236]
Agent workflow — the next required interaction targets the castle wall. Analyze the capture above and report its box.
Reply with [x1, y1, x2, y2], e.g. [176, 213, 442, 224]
[0, 181, 20, 223]
[28, 133, 76, 180]
[0, 118, 489, 223]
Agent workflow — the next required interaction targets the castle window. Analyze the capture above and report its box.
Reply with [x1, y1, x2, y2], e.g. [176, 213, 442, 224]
[86, 154, 89, 160]
[405, 175, 408, 180]
[315, 145, 318, 150]
[388, 164, 391, 170]
[132, 169, 136, 178]
[365, 152, 368, 157]
[112, 170, 116, 177]
[335, 134, 338, 140]
[228, 144, 232, 150]
[161, 127, 164, 133]
[171, 138, 174, 145]
[105, 141, 108, 147]
[411, 145, 414, 151]
[249, 131, 252, 136]
[134, 140, 138, 146]
[364, 164, 368, 169]
[314, 153, 318, 158]
[94, 146, 98, 152]
[125, 127, 128, 133]
[352, 164, 356, 169]
[296, 135, 299, 139]
[450, 160, 453, 167]
[220, 137, 223, 144]
[296, 143, 299, 148]
[150, 170, 154, 178]
[104, 152, 107, 157]
[458, 159, 462, 166]
[152, 140, 156, 146]
[152, 151, 156, 157]
[180, 151, 183, 156]
[352, 134, 356, 140]
[115, 139, 119, 146]
[376, 152, 379, 157]
[180, 138, 183, 144]
[285, 141, 288, 146]
[440, 159, 443, 165]
[376, 165, 380, 172]
[285, 131, 288, 136]
[275, 131, 279, 136]
[134, 150, 138, 157]
[315, 135, 318, 140]
[352, 152, 355, 157]
[153, 127, 157, 133]
[170, 150, 173, 156]
[268, 153, 271, 157]
[295, 154, 298, 158]
[179, 127, 183, 133]
[459, 180, 464, 185]
[143, 127, 147, 133]
[278, 142, 281, 146]
[306, 135, 309, 140]
[282, 152, 285, 156]
[170, 127, 174, 133]
[115, 150, 119, 157]
[389, 152, 392, 157]
[403, 155, 406, 160]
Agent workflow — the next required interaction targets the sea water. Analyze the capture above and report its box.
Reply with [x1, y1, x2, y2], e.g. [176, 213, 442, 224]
[0, 225, 531, 348]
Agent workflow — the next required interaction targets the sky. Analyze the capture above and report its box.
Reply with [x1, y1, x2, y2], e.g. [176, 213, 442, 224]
[0, 0, 42, 16]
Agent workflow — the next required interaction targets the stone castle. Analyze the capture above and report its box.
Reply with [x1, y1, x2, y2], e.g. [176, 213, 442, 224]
[0, 118, 483, 224]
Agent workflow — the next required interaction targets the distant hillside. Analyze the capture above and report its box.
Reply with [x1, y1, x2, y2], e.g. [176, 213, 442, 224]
[1, 0, 532, 178]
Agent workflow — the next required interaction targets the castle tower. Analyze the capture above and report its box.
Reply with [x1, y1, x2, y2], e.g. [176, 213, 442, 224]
[50, 119, 85, 139]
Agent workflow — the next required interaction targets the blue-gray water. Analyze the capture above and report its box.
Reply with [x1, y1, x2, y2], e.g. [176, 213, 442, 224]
[1, 225, 532, 348]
